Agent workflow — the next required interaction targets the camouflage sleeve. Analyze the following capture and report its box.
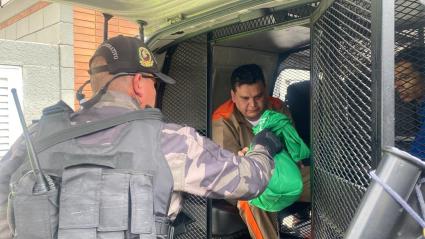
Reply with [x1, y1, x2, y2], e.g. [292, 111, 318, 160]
[161, 123, 274, 200]
[212, 118, 243, 155]
[0, 137, 26, 239]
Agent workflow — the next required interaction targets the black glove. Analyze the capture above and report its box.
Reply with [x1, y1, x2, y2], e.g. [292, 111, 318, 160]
[251, 129, 282, 156]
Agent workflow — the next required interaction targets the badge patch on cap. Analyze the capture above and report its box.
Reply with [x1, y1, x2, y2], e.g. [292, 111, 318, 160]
[139, 47, 154, 67]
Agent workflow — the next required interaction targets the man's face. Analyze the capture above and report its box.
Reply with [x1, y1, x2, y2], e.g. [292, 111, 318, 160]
[231, 81, 267, 121]
[395, 60, 425, 103]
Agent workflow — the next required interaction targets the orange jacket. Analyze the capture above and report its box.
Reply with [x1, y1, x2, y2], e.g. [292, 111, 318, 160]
[212, 96, 289, 154]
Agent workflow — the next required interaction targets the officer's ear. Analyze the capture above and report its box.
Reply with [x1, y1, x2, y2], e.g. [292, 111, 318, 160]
[132, 73, 143, 97]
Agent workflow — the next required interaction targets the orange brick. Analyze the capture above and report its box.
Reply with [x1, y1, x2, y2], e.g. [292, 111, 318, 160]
[74, 11, 96, 22]
[95, 36, 105, 44]
[108, 25, 119, 32]
[75, 55, 92, 64]
[74, 19, 95, 28]
[74, 6, 95, 15]
[108, 31, 121, 38]
[74, 26, 95, 36]
[75, 33, 96, 42]
[74, 62, 90, 69]
[74, 48, 95, 57]
[74, 40, 97, 50]
[95, 29, 105, 37]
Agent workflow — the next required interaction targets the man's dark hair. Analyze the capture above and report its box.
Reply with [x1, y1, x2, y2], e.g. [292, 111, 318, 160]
[231, 64, 265, 91]
[396, 46, 425, 79]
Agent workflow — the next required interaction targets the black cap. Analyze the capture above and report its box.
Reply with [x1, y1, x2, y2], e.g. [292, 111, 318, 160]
[89, 35, 175, 84]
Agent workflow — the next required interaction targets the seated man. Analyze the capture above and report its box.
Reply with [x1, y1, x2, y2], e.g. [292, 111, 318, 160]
[212, 64, 291, 239]
[395, 46, 425, 159]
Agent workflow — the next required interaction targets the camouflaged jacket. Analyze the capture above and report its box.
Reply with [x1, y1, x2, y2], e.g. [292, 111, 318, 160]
[0, 91, 275, 239]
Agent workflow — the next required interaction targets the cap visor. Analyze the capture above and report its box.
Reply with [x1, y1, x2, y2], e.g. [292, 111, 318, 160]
[155, 72, 176, 84]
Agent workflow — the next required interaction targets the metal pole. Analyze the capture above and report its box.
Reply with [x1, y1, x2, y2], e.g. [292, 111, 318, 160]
[370, 0, 395, 168]
[206, 31, 214, 239]
[103, 13, 113, 41]
[137, 20, 147, 42]
[345, 147, 421, 239]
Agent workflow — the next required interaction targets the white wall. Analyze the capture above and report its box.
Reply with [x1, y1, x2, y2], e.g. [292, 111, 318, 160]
[0, 2, 75, 107]
[0, 39, 61, 123]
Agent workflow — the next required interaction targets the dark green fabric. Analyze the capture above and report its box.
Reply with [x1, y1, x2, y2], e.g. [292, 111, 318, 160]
[249, 110, 310, 212]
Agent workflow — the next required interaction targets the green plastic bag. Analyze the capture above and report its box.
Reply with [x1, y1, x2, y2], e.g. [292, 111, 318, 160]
[249, 110, 310, 212]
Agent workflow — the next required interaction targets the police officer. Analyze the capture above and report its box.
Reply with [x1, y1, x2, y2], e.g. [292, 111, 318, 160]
[0, 35, 282, 239]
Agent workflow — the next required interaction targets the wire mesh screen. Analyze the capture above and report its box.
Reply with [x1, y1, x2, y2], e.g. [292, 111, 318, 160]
[160, 34, 208, 239]
[273, 49, 310, 101]
[162, 35, 208, 135]
[391, 3, 425, 236]
[394, 1, 425, 159]
[311, 0, 373, 238]
[212, 2, 320, 40]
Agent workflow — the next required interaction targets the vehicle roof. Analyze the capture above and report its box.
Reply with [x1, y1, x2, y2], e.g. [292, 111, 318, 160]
[49, 0, 316, 50]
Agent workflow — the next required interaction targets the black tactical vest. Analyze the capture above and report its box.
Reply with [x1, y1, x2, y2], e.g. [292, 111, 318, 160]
[8, 101, 174, 239]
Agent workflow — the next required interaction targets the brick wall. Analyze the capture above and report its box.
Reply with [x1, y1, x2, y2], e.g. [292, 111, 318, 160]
[73, 6, 139, 108]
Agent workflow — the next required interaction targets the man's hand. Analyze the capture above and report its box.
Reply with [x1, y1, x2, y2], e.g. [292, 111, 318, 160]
[238, 147, 249, 156]
[251, 129, 282, 156]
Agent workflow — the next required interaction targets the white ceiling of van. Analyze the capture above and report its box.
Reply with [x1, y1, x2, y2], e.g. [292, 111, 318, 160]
[49, 0, 314, 46]
[216, 26, 310, 53]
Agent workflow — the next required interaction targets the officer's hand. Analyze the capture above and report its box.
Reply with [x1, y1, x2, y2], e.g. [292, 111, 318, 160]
[251, 129, 282, 156]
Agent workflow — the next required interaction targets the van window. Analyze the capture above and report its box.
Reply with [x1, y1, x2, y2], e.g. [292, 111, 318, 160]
[273, 49, 310, 101]
[273, 68, 309, 101]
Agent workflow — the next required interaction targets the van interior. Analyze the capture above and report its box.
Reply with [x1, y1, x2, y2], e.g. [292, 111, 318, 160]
[143, 5, 316, 239]
[156, 22, 313, 237]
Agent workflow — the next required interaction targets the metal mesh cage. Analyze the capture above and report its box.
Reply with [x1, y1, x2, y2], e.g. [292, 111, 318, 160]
[311, 0, 373, 238]
[162, 35, 208, 135]
[394, 0, 425, 159]
[212, 2, 320, 40]
[390, 2, 425, 237]
[160, 34, 208, 239]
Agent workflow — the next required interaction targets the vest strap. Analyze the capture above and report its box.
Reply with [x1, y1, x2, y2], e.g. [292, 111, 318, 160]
[35, 109, 163, 153]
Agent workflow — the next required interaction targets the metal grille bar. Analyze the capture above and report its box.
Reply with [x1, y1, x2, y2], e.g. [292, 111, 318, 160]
[394, 0, 425, 154]
[160, 34, 208, 239]
[390, 2, 425, 236]
[311, 0, 373, 238]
